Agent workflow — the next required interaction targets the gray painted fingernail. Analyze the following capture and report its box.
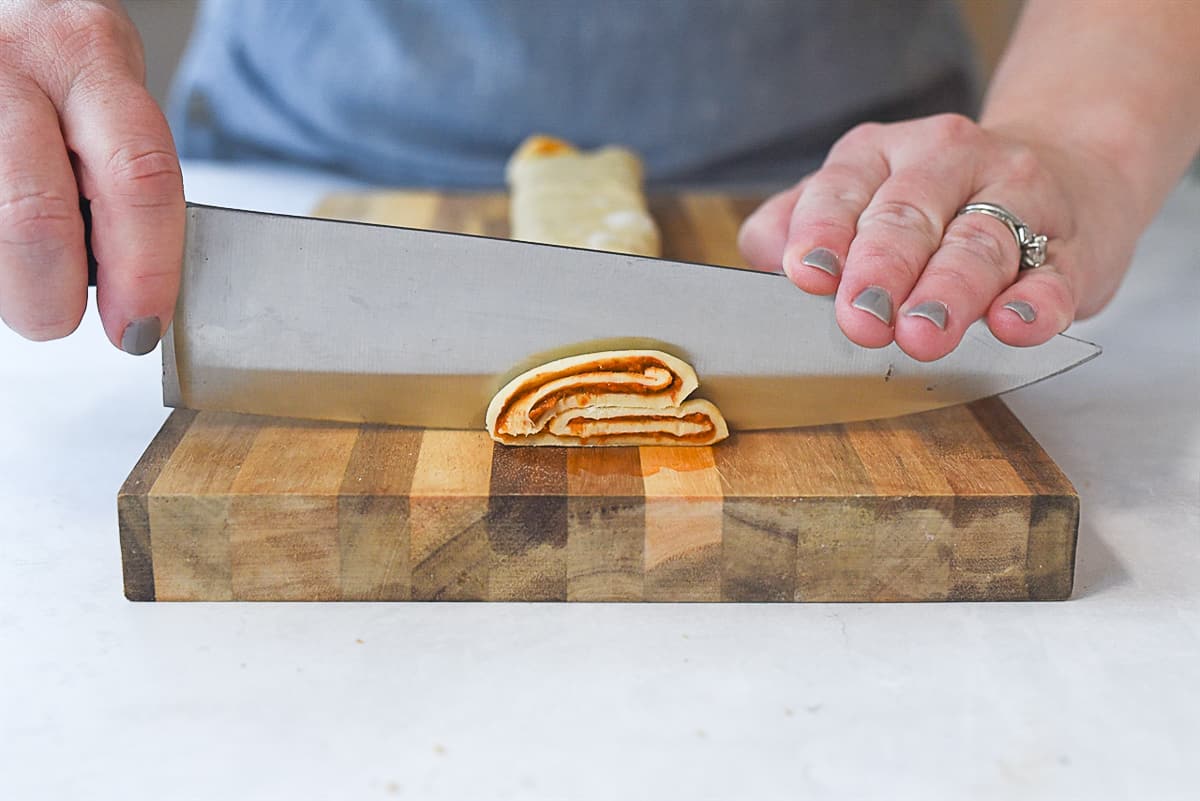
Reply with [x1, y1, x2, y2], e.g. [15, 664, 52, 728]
[1003, 300, 1037, 323]
[904, 300, 949, 330]
[801, 247, 841, 277]
[851, 286, 893, 325]
[121, 316, 162, 356]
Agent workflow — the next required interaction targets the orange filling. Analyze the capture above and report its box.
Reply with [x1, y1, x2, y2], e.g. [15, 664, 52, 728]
[498, 357, 683, 432]
[523, 135, 574, 157]
[563, 412, 716, 445]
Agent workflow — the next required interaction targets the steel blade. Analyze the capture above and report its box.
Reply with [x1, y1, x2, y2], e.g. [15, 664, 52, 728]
[164, 204, 1100, 429]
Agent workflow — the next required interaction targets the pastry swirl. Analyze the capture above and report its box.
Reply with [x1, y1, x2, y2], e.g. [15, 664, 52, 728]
[486, 350, 728, 447]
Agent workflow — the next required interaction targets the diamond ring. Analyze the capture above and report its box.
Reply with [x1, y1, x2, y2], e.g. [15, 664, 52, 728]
[957, 202, 1048, 270]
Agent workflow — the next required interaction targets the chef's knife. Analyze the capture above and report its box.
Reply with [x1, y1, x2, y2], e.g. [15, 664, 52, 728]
[86, 200, 1100, 430]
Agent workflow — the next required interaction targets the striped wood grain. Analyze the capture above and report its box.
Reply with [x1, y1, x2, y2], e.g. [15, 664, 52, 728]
[117, 191, 1079, 602]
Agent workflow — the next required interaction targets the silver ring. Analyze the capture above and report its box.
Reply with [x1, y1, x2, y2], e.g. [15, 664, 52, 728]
[957, 202, 1048, 270]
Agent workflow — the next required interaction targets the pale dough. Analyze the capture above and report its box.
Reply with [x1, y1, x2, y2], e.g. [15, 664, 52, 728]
[505, 135, 661, 257]
[486, 350, 728, 447]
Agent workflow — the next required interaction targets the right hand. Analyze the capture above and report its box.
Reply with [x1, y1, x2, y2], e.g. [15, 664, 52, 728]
[0, 0, 183, 354]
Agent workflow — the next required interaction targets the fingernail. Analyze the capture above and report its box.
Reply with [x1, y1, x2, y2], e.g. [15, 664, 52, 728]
[1003, 300, 1036, 323]
[121, 316, 162, 356]
[800, 247, 841, 277]
[904, 300, 949, 330]
[851, 286, 893, 325]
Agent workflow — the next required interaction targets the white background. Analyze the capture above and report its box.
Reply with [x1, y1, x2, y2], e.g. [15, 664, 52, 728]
[2, 163, 1197, 800]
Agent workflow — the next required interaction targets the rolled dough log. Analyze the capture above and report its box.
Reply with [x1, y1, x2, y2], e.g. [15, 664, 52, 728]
[505, 135, 661, 257]
[486, 350, 729, 447]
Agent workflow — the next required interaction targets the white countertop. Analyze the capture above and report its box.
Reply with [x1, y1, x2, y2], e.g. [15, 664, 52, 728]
[2, 162, 1197, 801]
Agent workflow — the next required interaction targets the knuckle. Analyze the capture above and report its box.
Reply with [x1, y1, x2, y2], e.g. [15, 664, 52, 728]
[849, 121, 885, 140]
[0, 188, 75, 249]
[809, 165, 874, 207]
[832, 121, 884, 152]
[1002, 144, 1043, 183]
[859, 199, 940, 244]
[851, 241, 925, 282]
[795, 216, 854, 242]
[49, 2, 128, 49]
[832, 186, 870, 207]
[43, 2, 141, 87]
[933, 263, 985, 298]
[2, 2, 132, 75]
[942, 219, 1013, 275]
[104, 144, 182, 200]
[927, 113, 978, 145]
[0, 19, 42, 76]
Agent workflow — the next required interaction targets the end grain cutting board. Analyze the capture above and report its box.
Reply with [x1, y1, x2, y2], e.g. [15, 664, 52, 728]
[117, 192, 1079, 602]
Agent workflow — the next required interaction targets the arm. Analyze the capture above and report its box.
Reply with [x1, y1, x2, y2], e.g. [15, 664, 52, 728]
[738, 0, 1200, 360]
[985, 0, 1200, 236]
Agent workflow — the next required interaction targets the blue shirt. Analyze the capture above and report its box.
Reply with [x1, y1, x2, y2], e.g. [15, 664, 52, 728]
[169, 0, 978, 188]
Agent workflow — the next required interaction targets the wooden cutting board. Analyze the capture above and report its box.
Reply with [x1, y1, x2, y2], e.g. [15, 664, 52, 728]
[117, 192, 1078, 603]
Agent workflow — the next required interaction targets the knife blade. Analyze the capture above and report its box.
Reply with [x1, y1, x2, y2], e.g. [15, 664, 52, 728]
[160, 203, 1100, 430]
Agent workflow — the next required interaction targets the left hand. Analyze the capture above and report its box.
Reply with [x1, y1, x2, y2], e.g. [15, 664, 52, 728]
[738, 113, 1135, 361]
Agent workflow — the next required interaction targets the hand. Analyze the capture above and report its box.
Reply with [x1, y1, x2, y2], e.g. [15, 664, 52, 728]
[0, 0, 183, 354]
[738, 113, 1136, 361]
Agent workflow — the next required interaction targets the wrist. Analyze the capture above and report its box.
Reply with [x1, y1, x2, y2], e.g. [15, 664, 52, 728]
[980, 0, 1200, 231]
[980, 107, 1158, 230]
